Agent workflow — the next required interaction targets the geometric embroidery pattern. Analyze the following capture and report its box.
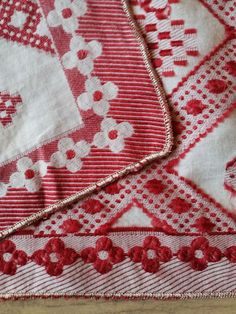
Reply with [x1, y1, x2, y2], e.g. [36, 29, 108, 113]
[0, 0, 54, 54]
[0, 92, 23, 128]
[132, 0, 199, 77]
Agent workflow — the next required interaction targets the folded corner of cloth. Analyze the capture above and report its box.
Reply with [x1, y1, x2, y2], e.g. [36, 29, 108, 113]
[0, 0, 173, 238]
[0, 0, 235, 301]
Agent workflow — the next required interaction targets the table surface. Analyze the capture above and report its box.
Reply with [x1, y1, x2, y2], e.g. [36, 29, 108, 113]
[1, 298, 236, 314]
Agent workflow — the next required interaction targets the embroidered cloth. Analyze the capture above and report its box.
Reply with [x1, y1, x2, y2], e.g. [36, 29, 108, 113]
[0, 0, 236, 300]
[0, 0, 171, 237]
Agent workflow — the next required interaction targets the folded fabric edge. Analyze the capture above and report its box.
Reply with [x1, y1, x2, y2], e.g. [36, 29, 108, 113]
[0, 291, 235, 301]
[0, 0, 173, 241]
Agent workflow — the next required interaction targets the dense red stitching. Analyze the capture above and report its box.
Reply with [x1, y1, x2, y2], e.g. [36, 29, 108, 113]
[177, 237, 222, 271]
[31, 238, 78, 276]
[128, 236, 172, 273]
[1, 236, 236, 276]
[80, 237, 125, 274]
[0, 239, 28, 275]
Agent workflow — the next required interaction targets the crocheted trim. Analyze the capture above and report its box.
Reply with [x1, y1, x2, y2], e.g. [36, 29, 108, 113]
[1, 291, 236, 301]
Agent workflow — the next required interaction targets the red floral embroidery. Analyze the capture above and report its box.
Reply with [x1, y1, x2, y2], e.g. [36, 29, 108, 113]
[225, 247, 236, 263]
[104, 182, 124, 194]
[177, 237, 221, 271]
[32, 238, 78, 276]
[169, 197, 191, 214]
[128, 236, 172, 273]
[224, 61, 236, 77]
[80, 237, 125, 274]
[205, 79, 227, 94]
[3, 236, 236, 276]
[194, 217, 215, 233]
[183, 99, 207, 116]
[144, 179, 166, 194]
[81, 199, 104, 214]
[0, 240, 27, 275]
[60, 219, 82, 233]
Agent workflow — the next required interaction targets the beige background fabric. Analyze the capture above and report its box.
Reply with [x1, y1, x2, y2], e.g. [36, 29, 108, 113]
[0, 298, 236, 314]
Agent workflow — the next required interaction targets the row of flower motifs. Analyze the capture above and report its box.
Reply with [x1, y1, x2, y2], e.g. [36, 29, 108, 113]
[1, 236, 236, 276]
[0, 0, 133, 197]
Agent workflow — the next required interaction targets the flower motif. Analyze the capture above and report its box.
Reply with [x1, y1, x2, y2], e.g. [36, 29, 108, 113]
[93, 118, 133, 153]
[80, 237, 125, 274]
[183, 99, 207, 116]
[128, 236, 172, 273]
[32, 238, 78, 276]
[194, 217, 215, 233]
[9, 157, 47, 192]
[50, 138, 90, 173]
[81, 199, 104, 214]
[177, 237, 221, 271]
[0, 240, 27, 275]
[144, 179, 166, 195]
[224, 61, 236, 77]
[62, 36, 102, 75]
[77, 77, 118, 116]
[205, 79, 227, 94]
[169, 197, 191, 214]
[47, 0, 87, 33]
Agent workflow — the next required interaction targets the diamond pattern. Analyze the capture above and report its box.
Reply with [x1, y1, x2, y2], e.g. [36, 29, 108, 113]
[0, 0, 54, 54]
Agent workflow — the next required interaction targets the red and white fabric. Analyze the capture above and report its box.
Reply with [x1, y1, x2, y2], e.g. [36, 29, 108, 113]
[0, 0, 172, 236]
[0, 0, 236, 300]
